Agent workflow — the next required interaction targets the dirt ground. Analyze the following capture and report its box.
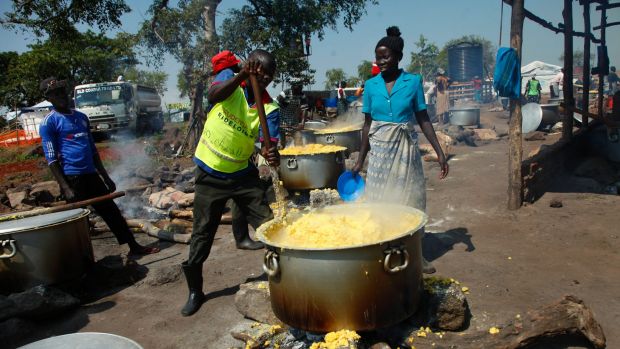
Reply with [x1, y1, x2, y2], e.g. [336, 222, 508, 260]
[3, 111, 620, 349]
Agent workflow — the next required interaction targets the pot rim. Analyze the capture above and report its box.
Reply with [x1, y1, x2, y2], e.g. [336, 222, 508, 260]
[0, 209, 91, 236]
[279, 149, 347, 157]
[314, 128, 362, 135]
[256, 203, 428, 251]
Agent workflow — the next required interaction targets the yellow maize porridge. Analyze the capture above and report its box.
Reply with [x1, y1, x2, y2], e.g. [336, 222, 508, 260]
[263, 207, 424, 248]
[280, 144, 347, 155]
[309, 330, 360, 349]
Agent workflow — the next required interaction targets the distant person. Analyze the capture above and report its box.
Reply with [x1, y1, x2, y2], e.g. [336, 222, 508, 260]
[337, 80, 348, 114]
[525, 75, 542, 103]
[608, 66, 619, 94]
[550, 68, 564, 98]
[352, 26, 449, 274]
[38, 77, 160, 256]
[472, 75, 482, 103]
[434, 69, 450, 125]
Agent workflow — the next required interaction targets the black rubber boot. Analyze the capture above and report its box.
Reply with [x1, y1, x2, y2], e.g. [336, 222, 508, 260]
[232, 220, 264, 250]
[181, 264, 205, 316]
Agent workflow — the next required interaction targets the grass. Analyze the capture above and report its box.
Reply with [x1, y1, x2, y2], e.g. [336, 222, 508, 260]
[0, 146, 42, 165]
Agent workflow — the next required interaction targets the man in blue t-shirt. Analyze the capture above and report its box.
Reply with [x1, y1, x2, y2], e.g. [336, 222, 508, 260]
[38, 77, 159, 256]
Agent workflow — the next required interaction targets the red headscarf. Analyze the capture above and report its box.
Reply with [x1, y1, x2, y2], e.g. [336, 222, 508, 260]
[211, 50, 241, 75]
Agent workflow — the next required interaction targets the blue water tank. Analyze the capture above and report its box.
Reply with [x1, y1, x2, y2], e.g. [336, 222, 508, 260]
[448, 43, 484, 82]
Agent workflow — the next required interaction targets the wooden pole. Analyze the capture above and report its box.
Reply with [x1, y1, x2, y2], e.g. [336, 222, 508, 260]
[597, 2, 607, 119]
[563, 0, 575, 140]
[507, 0, 525, 210]
[582, 0, 591, 128]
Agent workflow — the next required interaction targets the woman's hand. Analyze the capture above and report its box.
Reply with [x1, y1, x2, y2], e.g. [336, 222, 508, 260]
[261, 145, 280, 167]
[351, 161, 363, 175]
[438, 155, 449, 179]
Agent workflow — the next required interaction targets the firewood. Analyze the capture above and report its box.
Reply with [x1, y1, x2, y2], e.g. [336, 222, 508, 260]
[127, 219, 191, 244]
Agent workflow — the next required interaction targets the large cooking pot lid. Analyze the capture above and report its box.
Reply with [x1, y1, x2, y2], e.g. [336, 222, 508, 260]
[522, 103, 543, 133]
[18, 332, 143, 349]
[0, 208, 88, 235]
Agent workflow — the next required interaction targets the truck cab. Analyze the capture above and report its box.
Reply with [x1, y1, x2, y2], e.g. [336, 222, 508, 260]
[74, 82, 163, 134]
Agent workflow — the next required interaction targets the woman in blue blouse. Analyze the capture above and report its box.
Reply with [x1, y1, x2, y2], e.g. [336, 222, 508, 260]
[352, 27, 448, 273]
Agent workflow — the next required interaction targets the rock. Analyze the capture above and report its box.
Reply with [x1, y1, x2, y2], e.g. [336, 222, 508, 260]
[175, 182, 195, 194]
[180, 168, 195, 179]
[177, 192, 195, 207]
[159, 170, 180, 183]
[549, 198, 563, 208]
[149, 187, 186, 209]
[473, 128, 498, 141]
[172, 163, 181, 172]
[435, 130, 455, 145]
[230, 321, 289, 349]
[7, 285, 80, 320]
[574, 157, 617, 184]
[142, 265, 182, 286]
[551, 122, 563, 132]
[0, 317, 37, 343]
[234, 281, 282, 325]
[6, 187, 31, 209]
[123, 177, 152, 188]
[142, 186, 154, 198]
[30, 181, 61, 200]
[135, 167, 155, 181]
[420, 277, 468, 331]
[524, 131, 546, 141]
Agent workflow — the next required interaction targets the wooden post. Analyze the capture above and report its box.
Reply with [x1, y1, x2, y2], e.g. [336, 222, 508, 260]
[597, 1, 607, 119]
[582, 0, 591, 128]
[507, 0, 525, 210]
[562, 0, 575, 140]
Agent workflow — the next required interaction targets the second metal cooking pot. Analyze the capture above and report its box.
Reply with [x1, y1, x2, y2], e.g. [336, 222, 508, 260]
[256, 203, 427, 332]
[0, 208, 94, 294]
[314, 129, 362, 153]
[279, 150, 345, 190]
[540, 104, 561, 127]
[449, 108, 480, 126]
[292, 130, 316, 146]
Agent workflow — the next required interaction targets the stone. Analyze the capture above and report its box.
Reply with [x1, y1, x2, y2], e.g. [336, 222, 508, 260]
[30, 181, 61, 199]
[159, 170, 180, 183]
[420, 277, 468, 331]
[435, 130, 455, 145]
[175, 182, 195, 194]
[574, 157, 617, 185]
[7, 285, 80, 320]
[135, 167, 155, 181]
[142, 265, 182, 286]
[234, 281, 282, 325]
[524, 131, 546, 141]
[473, 128, 498, 141]
[177, 192, 195, 207]
[6, 187, 31, 209]
[180, 168, 195, 179]
[549, 198, 563, 208]
[149, 187, 186, 209]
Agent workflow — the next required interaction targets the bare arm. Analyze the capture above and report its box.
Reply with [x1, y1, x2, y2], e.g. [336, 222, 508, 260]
[48, 161, 75, 201]
[352, 113, 372, 174]
[415, 109, 449, 179]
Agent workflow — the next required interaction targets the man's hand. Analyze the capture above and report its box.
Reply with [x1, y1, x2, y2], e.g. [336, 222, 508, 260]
[438, 156, 449, 179]
[103, 176, 116, 193]
[62, 186, 76, 202]
[261, 145, 280, 167]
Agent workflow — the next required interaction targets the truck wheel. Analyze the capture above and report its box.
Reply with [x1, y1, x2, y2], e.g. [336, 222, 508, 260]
[150, 116, 164, 133]
[136, 117, 148, 136]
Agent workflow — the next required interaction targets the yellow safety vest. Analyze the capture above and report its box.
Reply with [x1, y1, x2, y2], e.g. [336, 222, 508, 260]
[195, 87, 278, 173]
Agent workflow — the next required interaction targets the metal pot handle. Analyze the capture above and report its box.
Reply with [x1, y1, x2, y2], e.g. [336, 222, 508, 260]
[286, 158, 298, 169]
[263, 250, 280, 277]
[325, 135, 335, 144]
[383, 247, 409, 273]
[0, 240, 17, 259]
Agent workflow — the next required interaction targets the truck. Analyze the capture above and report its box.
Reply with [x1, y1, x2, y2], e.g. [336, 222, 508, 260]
[74, 81, 164, 134]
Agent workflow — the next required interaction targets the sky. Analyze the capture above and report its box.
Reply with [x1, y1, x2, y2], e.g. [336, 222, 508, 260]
[1, 0, 619, 108]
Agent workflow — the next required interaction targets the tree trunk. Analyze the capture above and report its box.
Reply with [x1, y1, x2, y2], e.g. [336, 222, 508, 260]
[582, 0, 591, 128]
[562, 0, 575, 140]
[507, 0, 525, 210]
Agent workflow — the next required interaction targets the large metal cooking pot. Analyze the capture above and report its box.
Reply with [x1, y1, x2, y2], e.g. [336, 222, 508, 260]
[292, 130, 316, 146]
[540, 104, 561, 127]
[304, 121, 328, 130]
[0, 208, 94, 294]
[256, 203, 427, 332]
[449, 108, 480, 126]
[279, 150, 345, 190]
[314, 129, 362, 153]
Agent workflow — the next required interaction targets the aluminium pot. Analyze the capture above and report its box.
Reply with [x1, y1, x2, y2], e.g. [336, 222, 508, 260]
[540, 104, 561, 127]
[448, 108, 480, 126]
[279, 150, 345, 190]
[256, 203, 427, 332]
[0, 208, 94, 294]
[304, 121, 328, 130]
[314, 129, 362, 153]
[292, 130, 316, 146]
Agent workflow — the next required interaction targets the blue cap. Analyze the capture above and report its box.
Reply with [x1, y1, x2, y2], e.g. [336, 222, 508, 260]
[337, 171, 366, 202]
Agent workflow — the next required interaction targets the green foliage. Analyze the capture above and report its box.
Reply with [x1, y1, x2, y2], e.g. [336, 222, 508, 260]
[219, 0, 377, 86]
[357, 60, 373, 82]
[1, 0, 130, 39]
[407, 35, 444, 81]
[0, 31, 137, 108]
[122, 67, 168, 96]
[325, 68, 347, 89]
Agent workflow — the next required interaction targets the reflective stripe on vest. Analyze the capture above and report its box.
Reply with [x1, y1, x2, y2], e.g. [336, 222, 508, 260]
[194, 87, 278, 173]
[527, 79, 540, 96]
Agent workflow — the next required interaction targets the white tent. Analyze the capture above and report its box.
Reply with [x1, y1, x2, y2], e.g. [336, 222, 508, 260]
[30, 100, 53, 109]
[521, 61, 562, 95]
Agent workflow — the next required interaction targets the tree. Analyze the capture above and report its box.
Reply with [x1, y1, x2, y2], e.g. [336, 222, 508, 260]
[407, 35, 443, 81]
[219, 0, 378, 86]
[1, 0, 130, 38]
[357, 60, 373, 82]
[122, 67, 168, 96]
[325, 68, 346, 89]
[0, 30, 137, 108]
